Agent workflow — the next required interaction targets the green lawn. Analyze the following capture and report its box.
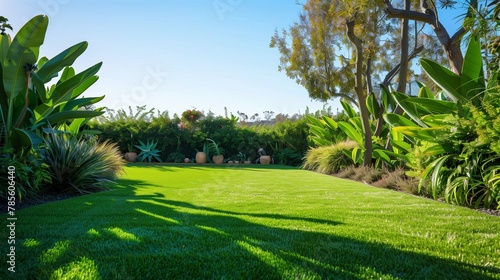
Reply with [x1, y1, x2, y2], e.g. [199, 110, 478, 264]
[2, 165, 499, 279]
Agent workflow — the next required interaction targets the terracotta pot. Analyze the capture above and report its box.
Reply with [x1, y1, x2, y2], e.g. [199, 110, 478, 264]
[184, 158, 190, 163]
[213, 155, 224, 164]
[195, 152, 207, 164]
[244, 160, 252, 164]
[234, 161, 240, 164]
[260, 155, 271, 165]
[227, 160, 234, 164]
[124, 152, 137, 162]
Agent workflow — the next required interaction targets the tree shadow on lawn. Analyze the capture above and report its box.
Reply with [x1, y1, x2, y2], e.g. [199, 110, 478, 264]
[125, 197, 499, 279]
[12, 179, 500, 279]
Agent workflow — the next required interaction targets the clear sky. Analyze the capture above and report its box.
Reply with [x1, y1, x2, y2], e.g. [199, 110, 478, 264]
[3, 0, 335, 118]
[3, 1, 464, 118]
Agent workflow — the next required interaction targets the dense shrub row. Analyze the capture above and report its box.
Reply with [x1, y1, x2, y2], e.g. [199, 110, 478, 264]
[88, 113, 310, 166]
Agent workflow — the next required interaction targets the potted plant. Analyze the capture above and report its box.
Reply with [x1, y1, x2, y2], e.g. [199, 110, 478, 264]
[234, 152, 246, 164]
[195, 144, 207, 164]
[258, 148, 271, 164]
[124, 143, 137, 162]
[206, 138, 224, 164]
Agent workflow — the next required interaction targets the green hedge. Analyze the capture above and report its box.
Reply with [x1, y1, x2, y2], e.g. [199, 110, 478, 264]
[88, 115, 310, 166]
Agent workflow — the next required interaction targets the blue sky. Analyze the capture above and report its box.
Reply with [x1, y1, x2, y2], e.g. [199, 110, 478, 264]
[4, 0, 330, 118]
[3, 1, 463, 118]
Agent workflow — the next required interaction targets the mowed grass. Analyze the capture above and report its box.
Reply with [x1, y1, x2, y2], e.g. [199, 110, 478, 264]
[2, 165, 499, 279]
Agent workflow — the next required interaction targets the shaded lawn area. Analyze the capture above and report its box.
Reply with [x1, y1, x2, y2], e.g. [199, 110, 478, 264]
[1, 164, 499, 279]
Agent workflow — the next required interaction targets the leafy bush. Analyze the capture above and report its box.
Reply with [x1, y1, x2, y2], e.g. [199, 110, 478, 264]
[40, 132, 125, 194]
[386, 37, 500, 209]
[302, 141, 357, 174]
[419, 146, 500, 209]
[0, 151, 52, 200]
[275, 147, 303, 166]
[471, 91, 500, 154]
[166, 152, 186, 163]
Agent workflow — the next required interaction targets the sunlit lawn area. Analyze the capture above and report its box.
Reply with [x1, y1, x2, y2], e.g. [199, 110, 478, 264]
[2, 164, 499, 279]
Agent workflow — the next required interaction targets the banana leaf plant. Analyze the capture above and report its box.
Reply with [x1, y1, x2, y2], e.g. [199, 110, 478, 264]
[385, 36, 499, 208]
[0, 15, 104, 153]
[305, 115, 346, 146]
[336, 99, 401, 167]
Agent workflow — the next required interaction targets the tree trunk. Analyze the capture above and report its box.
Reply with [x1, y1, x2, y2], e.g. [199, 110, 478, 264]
[397, 0, 410, 94]
[383, 0, 465, 74]
[346, 17, 372, 166]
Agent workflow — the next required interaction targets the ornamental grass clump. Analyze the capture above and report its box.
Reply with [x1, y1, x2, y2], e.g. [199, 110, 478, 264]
[302, 141, 357, 174]
[41, 132, 125, 194]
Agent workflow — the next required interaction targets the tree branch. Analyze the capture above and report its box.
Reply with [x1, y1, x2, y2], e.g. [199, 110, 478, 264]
[381, 45, 424, 87]
[384, 0, 435, 24]
[384, 0, 464, 73]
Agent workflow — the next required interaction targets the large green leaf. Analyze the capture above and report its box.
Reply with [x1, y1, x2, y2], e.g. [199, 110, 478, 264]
[0, 49, 7, 125]
[460, 36, 484, 102]
[36, 56, 48, 69]
[417, 84, 434, 98]
[306, 115, 323, 128]
[3, 15, 48, 99]
[59, 66, 76, 83]
[373, 149, 391, 163]
[0, 34, 10, 63]
[47, 62, 101, 106]
[9, 127, 43, 151]
[391, 139, 412, 153]
[392, 91, 427, 127]
[70, 75, 99, 99]
[366, 92, 380, 117]
[340, 100, 358, 118]
[45, 110, 104, 124]
[338, 121, 363, 147]
[33, 103, 54, 122]
[422, 144, 451, 156]
[68, 118, 86, 134]
[308, 125, 333, 145]
[61, 96, 105, 111]
[461, 36, 482, 87]
[348, 117, 363, 133]
[403, 98, 457, 115]
[383, 113, 417, 127]
[418, 155, 451, 197]
[392, 126, 445, 142]
[351, 147, 363, 164]
[380, 85, 395, 111]
[421, 114, 453, 127]
[389, 129, 405, 155]
[30, 72, 47, 102]
[421, 58, 462, 102]
[36, 41, 88, 83]
[380, 149, 406, 159]
[312, 138, 332, 147]
[321, 116, 338, 130]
